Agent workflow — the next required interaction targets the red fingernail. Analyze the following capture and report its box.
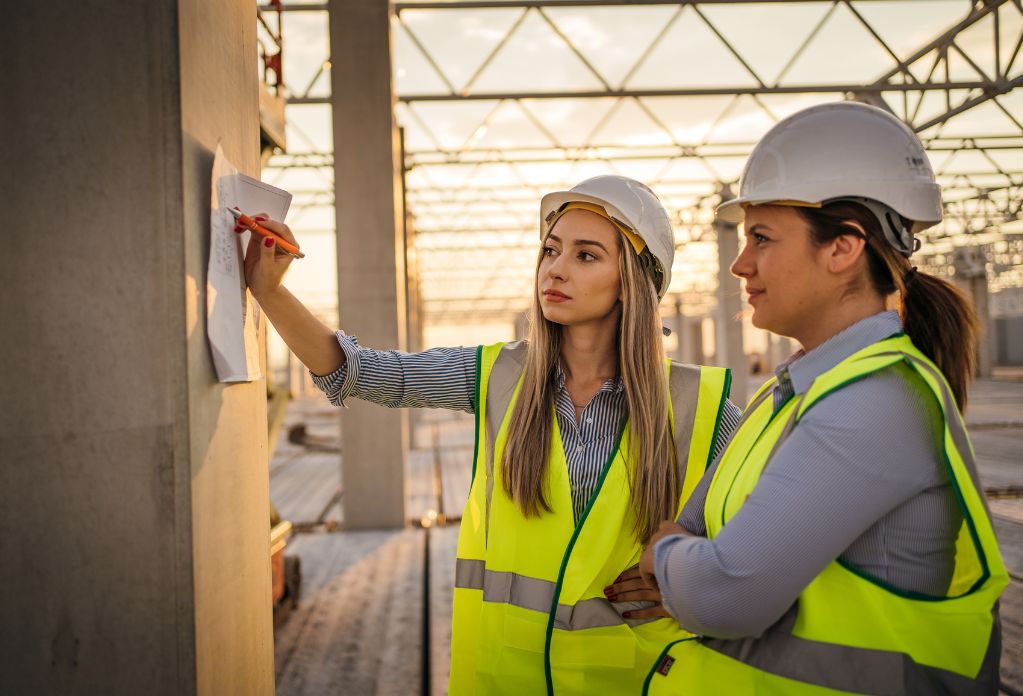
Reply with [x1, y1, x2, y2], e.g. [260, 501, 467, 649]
[234, 225, 243, 233]
[254, 215, 268, 221]
[264, 237, 274, 248]
[622, 611, 632, 618]
[608, 594, 618, 601]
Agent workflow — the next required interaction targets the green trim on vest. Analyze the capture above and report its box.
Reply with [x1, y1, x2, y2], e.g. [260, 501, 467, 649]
[716, 391, 792, 531]
[470, 344, 484, 485]
[794, 351, 992, 600]
[706, 369, 732, 469]
[641, 637, 696, 695]
[542, 419, 628, 695]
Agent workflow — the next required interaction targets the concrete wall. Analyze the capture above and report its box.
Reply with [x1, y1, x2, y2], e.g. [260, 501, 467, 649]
[180, 2, 275, 694]
[1, 3, 273, 694]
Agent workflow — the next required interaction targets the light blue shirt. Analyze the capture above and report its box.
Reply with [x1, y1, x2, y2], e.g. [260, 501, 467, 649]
[655, 311, 959, 638]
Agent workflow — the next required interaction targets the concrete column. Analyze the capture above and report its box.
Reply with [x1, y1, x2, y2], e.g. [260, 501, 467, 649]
[952, 245, 993, 378]
[669, 297, 685, 363]
[330, 0, 409, 529]
[686, 318, 706, 364]
[399, 128, 421, 356]
[667, 298, 704, 365]
[2, 3, 273, 695]
[714, 188, 749, 404]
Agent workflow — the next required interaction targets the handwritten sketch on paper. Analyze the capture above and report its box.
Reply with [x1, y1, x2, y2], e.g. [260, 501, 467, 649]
[207, 143, 291, 382]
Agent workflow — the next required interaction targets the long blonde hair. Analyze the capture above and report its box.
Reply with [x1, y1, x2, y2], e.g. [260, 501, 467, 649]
[500, 231, 676, 544]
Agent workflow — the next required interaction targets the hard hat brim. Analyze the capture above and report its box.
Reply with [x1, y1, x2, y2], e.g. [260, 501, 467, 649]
[540, 190, 637, 237]
[716, 196, 823, 223]
[715, 184, 943, 232]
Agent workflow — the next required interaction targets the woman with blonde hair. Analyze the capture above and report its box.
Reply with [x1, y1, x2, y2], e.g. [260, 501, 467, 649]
[244, 174, 741, 694]
[632, 102, 1008, 694]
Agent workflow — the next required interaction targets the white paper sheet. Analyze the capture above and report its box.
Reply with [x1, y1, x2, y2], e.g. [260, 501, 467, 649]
[207, 143, 292, 382]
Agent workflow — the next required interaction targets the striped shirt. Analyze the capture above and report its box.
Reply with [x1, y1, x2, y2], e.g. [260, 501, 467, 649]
[655, 311, 962, 638]
[312, 333, 742, 520]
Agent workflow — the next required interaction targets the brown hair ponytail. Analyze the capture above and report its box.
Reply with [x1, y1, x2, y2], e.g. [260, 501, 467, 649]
[799, 202, 979, 410]
[900, 271, 979, 410]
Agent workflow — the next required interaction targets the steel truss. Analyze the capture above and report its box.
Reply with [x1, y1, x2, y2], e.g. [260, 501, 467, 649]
[265, 0, 1023, 324]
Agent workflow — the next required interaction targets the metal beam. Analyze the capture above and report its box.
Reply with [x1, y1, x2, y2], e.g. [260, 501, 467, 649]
[913, 77, 1023, 133]
[288, 82, 999, 105]
[270, 136, 1023, 166]
[872, 0, 1007, 86]
[395, 0, 922, 6]
[265, 0, 926, 10]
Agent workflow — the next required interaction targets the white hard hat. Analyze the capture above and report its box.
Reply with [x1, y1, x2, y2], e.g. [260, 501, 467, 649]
[717, 101, 942, 256]
[540, 175, 675, 298]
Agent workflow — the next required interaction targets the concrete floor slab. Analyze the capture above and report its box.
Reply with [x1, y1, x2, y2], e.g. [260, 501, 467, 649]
[429, 525, 459, 696]
[274, 529, 424, 695]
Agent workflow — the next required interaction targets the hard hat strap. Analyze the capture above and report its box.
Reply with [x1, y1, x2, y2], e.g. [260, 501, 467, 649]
[637, 248, 665, 297]
[826, 196, 916, 258]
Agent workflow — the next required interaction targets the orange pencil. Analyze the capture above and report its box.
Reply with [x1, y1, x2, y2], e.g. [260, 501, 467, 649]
[229, 208, 305, 259]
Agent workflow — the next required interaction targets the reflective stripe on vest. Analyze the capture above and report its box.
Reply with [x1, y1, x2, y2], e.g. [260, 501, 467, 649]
[449, 341, 731, 695]
[455, 558, 659, 631]
[645, 335, 1008, 696]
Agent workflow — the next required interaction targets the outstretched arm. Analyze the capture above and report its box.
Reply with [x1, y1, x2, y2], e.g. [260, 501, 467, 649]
[242, 217, 478, 413]
[241, 217, 344, 376]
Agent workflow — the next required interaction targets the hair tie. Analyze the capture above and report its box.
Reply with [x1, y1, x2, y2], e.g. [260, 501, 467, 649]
[903, 266, 918, 286]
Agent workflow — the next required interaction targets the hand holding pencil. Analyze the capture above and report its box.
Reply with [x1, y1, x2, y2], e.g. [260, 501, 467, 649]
[231, 207, 305, 258]
[238, 212, 301, 300]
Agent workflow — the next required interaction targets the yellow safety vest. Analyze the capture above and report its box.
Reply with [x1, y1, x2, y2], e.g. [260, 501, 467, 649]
[449, 341, 732, 695]
[644, 334, 1008, 695]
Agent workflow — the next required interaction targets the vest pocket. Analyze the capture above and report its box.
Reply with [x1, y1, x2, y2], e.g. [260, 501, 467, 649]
[502, 609, 548, 653]
[475, 608, 549, 693]
[551, 626, 637, 668]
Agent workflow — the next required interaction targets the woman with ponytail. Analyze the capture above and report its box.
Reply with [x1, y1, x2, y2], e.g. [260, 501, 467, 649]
[243, 175, 742, 694]
[635, 102, 1008, 695]
[799, 201, 979, 409]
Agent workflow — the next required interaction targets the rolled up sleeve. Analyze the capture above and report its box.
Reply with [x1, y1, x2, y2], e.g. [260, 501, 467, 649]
[311, 332, 478, 413]
[310, 331, 362, 407]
